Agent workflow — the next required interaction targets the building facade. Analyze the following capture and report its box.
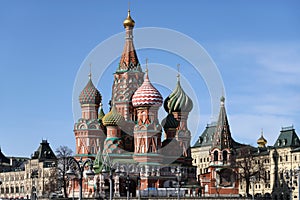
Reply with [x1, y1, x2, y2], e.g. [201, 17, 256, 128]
[237, 126, 300, 200]
[191, 98, 300, 199]
[192, 97, 245, 197]
[0, 140, 57, 199]
[73, 9, 198, 198]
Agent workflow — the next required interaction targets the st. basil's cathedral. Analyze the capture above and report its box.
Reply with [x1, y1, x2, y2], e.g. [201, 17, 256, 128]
[73, 9, 199, 197]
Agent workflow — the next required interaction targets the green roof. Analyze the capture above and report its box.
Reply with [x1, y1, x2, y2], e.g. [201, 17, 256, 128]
[31, 140, 57, 161]
[192, 122, 217, 148]
[192, 121, 246, 149]
[0, 148, 10, 166]
[274, 126, 300, 148]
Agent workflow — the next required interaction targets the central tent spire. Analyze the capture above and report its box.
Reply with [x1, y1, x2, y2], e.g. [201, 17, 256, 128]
[111, 9, 144, 121]
[118, 9, 141, 72]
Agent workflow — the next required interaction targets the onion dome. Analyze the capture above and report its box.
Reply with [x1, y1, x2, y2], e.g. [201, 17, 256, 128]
[164, 80, 193, 113]
[79, 77, 101, 105]
[161, 114, 179, 130]
[123, 9, 135, 28]
[102, 106, 124, 126]
[257, 130, 267, 148]
[132, 70, 163, 107]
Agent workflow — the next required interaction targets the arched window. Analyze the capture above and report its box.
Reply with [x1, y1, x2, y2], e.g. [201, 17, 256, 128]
[223, 150, 228, 162]
[214, 150, 218, 161]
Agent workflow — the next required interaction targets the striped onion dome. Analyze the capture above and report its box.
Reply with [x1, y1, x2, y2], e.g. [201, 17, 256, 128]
[102, 106, 124, 126]
[132, 71, 163, 107]
[161, 114, 179, 130]
[164, 80, 193, 113]
[79, 78, 102, 105]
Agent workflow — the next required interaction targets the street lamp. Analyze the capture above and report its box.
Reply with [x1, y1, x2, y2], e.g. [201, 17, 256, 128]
[137, 173, 141, 200]
[101, 153, 115, 200]
[171, 167, 182, 200]
[66, 157, 94, 200]
[125, 174, 130, 200]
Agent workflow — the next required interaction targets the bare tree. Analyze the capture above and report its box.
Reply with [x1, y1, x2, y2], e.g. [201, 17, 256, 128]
[44, 167, 58, 196]
[56, 146, 73, 198]
[236, 146, 267, 197]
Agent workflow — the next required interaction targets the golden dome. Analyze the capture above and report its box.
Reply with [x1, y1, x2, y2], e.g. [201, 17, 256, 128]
[257, 132, 267, 148]
[123, 10, 135, 28]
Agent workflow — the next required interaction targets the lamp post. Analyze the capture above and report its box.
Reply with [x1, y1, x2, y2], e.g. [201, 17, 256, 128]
[137, 173, 141, 200]
[171, 167, 182, 200]
[101, 153, 115, 200]
[125, 174, 130, 200]
[66, 157, 94, 200]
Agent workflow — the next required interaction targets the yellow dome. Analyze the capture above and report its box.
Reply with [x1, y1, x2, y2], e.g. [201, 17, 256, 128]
[123, 10, 135, 28]
[257, 133, 267, 147]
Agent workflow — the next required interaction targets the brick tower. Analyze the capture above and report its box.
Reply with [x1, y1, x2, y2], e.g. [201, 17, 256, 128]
[132, 68, 164, 190]
[74, 74, 106, 158]
[111, 9, 144, 122]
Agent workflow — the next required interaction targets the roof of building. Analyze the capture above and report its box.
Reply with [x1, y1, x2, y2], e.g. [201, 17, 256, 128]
[257, 131, 267, 148]
[132, 70, 163, 107]
[192, 122, 217, 148]
[102, 106, 125, 126]
[117, 10, 141, 72]
[31, 140, 57, 161]
[103, 137, 124, 154]
[164, 79, 193, 113]
[274, 126, 300, 148]
[212, 97, 234, 150]
[123, 9, 135, 28]
[0, 148, 10, 166]
[79, 77, 102, 105]
[192, 122, 246, 150]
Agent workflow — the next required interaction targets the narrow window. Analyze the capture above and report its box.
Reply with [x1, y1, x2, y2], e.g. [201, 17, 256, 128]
[223, 150, 228, 162]
[214, 151, 218, 161]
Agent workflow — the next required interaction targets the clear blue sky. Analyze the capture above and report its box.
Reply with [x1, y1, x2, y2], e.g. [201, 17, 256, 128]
[0, 0, 299, 157]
